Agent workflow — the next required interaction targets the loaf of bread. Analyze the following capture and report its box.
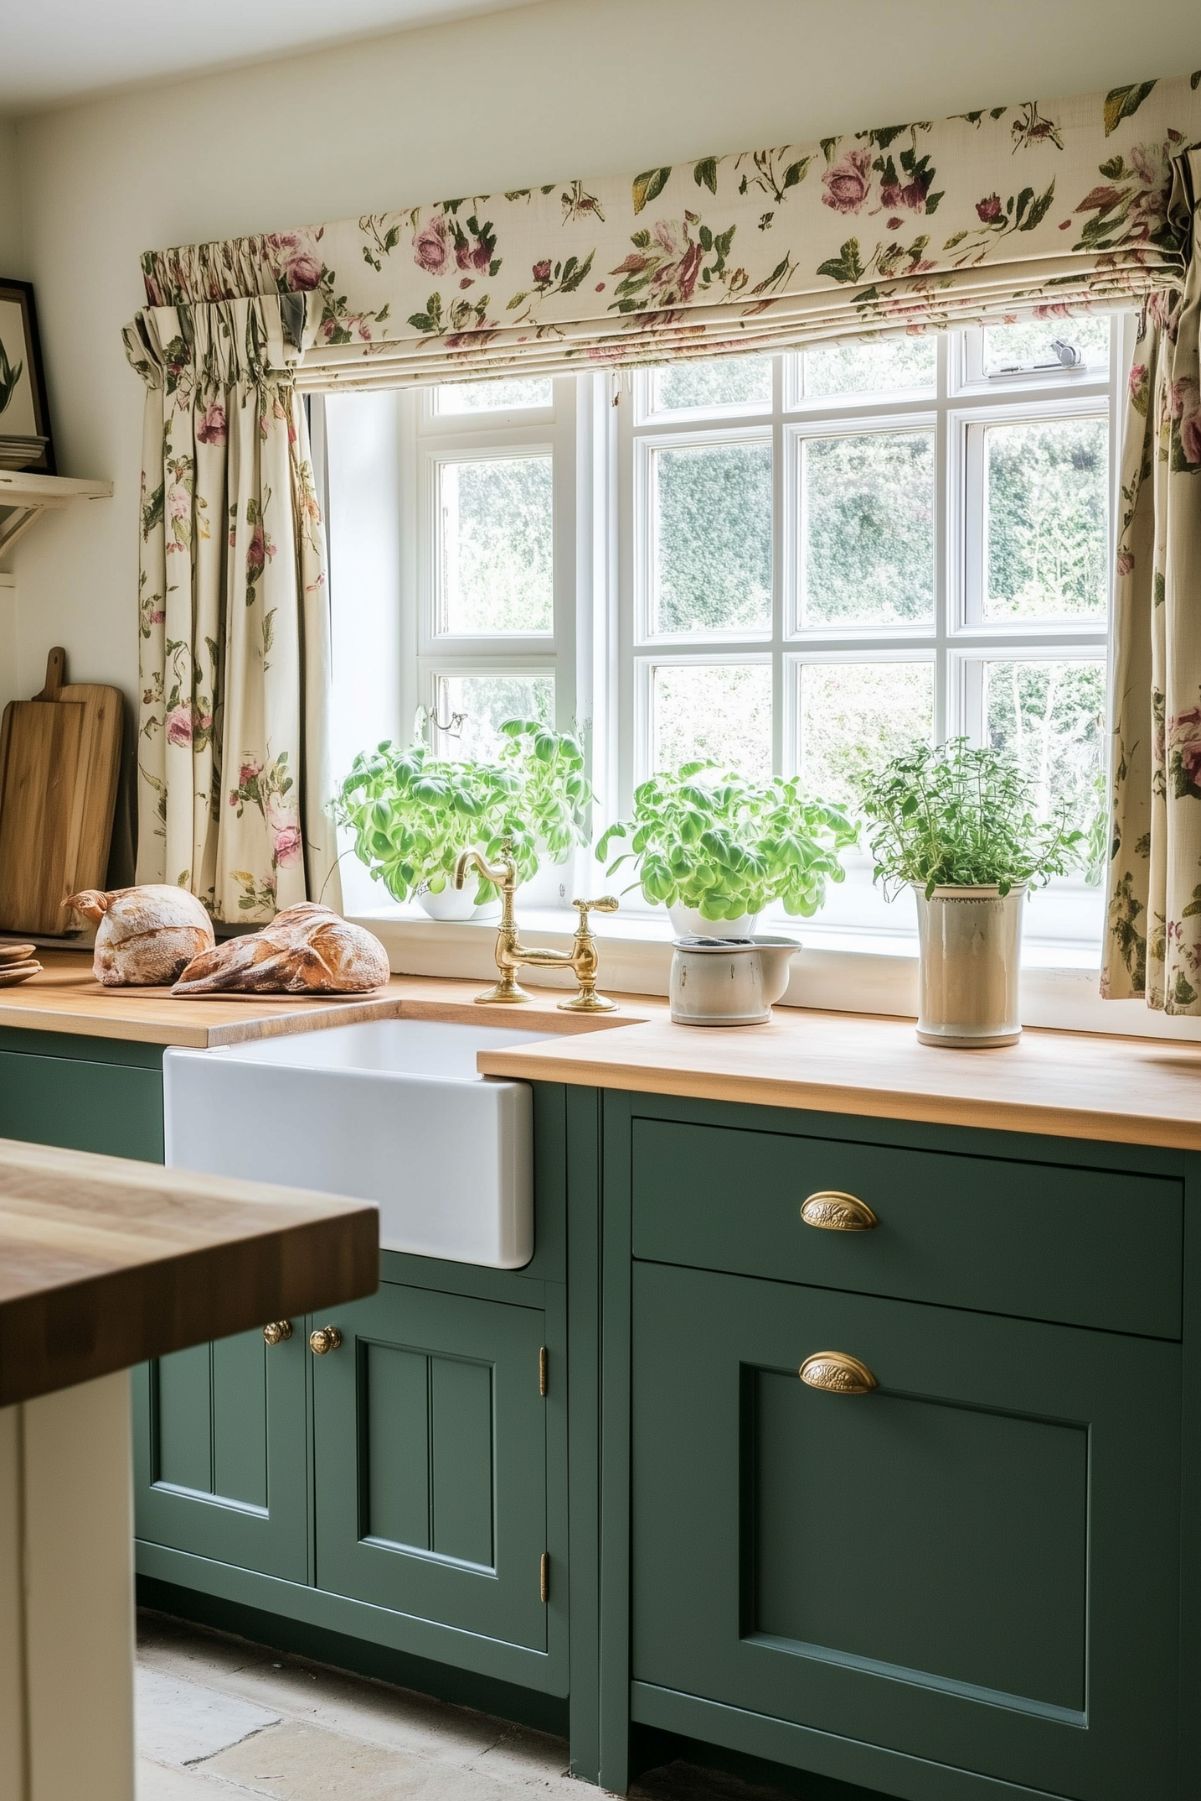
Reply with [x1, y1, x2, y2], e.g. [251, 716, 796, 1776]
[172, 903, 389, 996]
[67, 885, 216, 987]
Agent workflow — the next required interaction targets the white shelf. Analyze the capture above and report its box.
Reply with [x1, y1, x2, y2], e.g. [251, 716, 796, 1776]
[0, 470, 113, 559]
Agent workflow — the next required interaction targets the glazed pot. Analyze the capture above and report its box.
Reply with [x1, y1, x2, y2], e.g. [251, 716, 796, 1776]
[913, 884, 1025, 1048]
[668, 904, 760, 940]
[417, 883, 500, 922]
[669, 935, 799, 1026]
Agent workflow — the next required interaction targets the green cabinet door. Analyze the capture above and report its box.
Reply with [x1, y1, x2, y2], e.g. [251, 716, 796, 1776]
[132, 1322, 310, 1581]
[314, 1282, 549, 1654]
[632, 1261, 1181, 1801]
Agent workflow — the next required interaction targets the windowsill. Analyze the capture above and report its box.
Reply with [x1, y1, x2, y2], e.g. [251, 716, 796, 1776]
[346, 903, 1201, 1043]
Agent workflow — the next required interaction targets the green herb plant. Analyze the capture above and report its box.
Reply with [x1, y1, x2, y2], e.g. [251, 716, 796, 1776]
[596, 763, 857, 923]
[335, 722, 592, 906]
[857, 738, 1083, 900]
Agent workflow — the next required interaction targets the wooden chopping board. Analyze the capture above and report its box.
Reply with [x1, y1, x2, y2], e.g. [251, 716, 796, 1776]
[57, 673, 123, 897]
[0, 651, 86, 933]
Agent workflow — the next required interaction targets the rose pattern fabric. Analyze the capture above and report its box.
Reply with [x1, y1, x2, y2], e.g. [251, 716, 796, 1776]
[130, 75, 1201, 393]
[1104, 145, 1201, 1011]
[123, 296, 336, 923]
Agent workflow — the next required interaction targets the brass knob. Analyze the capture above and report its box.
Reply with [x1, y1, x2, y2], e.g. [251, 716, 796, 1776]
[309, 1325, 343, 1356]
[262, 1320, 293, 1347]
[800, 1191, 879, 1232]
[799, 1352, 878, 1396]
[572, 896, 620, 916]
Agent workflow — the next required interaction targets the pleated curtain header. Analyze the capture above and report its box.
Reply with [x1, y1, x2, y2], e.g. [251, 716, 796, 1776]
[129, 71, 1201, 391]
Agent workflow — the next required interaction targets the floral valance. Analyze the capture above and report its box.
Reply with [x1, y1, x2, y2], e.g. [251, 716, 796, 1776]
[133, 72, 1201, 391]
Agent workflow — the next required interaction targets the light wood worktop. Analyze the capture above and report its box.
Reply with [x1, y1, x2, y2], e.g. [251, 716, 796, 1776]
[0, 950, 655, 1048]
[477, 1008, 1201, 1154]
[0, 1137, 378, 1407]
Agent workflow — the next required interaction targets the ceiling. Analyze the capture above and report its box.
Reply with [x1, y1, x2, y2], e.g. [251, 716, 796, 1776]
[0, 0, 547, 113]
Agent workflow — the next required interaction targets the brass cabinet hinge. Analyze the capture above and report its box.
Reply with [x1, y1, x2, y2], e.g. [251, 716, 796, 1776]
[538, 1346, 548, 1397]
[540, 1552, 550, 1604]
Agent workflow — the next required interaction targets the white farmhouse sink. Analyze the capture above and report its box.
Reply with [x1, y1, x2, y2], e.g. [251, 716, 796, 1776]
[163, 1019, 548, 1268]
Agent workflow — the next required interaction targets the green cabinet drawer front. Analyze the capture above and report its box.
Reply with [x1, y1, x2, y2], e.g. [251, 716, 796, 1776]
[132, 1323, 309, 1581]
[314, 1282, 548, 1653]
[0, 1047, 164, 1162]
[632, 1263, 1181, 1801]
[631, 1116, 1182, 1337]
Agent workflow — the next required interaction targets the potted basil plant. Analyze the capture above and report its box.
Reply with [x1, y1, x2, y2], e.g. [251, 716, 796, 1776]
[335, 721, 592, 920]
[597, 763, 856, 937]
[857, 739, 1083, 1047]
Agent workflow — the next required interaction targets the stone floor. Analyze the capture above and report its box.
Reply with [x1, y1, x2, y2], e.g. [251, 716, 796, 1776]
[136, 1612, 795, 1801]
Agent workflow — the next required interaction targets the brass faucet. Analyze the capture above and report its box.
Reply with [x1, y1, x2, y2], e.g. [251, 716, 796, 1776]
[453, 845, 619, 1012]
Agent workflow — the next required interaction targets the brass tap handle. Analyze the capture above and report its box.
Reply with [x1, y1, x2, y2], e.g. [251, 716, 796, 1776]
[309, 1325, 343, 1356]
[800, 1191, 879, 1232]
[572, 895, 620, 920]
[262, 1320, 293, 1347]
[799, 1351, 878, 1396]
[560, 896, 620, 1014]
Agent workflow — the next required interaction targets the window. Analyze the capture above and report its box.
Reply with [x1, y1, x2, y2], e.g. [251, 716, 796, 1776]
[325, 313, 1125, 948]
[618, 318, 1120, 942]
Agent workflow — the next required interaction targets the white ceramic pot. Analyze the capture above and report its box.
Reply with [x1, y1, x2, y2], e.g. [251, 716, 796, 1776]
[912, 884, 1025, 1048]
[669, 935, 799, 1026]
[669, 904, 761, 940]
[417, 883, 497, 922]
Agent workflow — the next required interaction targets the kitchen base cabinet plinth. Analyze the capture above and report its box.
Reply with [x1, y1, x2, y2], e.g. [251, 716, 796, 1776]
[631, 1261, 1182, 1801]
[313, 1282, 551, 1655]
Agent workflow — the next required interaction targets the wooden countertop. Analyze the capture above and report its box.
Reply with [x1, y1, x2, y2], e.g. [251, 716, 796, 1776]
[0, 950, 655, 1049]
[0, 1137, 378, 1407]
[477, 1008, 1201, 1154]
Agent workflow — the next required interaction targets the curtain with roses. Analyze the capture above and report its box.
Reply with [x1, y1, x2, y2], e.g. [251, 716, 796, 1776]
[1104, 146, 1201, 1011]
[132, 75, 1201, 389]
[123, 295, 336, 922]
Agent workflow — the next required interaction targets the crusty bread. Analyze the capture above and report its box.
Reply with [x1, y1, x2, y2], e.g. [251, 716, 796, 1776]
[172, 903, 389, 996]
[67, 884, 216, 987]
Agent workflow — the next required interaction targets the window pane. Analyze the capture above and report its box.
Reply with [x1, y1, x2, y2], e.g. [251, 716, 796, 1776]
[432, 673, 554, 761]
[650, 662, 772, 778]
[652, 440, 772, 635]
[798, 660, 934, 810]
[437, 455, 553, 634]
[800, 431, 935, 628]
[652, 356, 772, 413]
[982, 316, 1110, 376]
[436, 375, 552, 414]
[983, 418, 1108, 621]
[803, 335, 936, 398]
[983, 659, 1106, 839]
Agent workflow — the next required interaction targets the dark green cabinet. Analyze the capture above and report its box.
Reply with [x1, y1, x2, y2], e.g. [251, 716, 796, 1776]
[631, 1260, 1180, 1801]
[131, 1324, 309, 1581]
[314, 1282, 549, 1653]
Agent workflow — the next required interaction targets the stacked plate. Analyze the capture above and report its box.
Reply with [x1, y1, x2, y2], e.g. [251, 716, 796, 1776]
[0, 942, 42, 986]
[0, 435, 49, 470]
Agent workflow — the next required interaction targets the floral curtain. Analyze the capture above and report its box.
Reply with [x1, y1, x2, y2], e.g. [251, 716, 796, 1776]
[123, 296, 337, 922]
[1104, 146, 1201, 1011]
[135, 75, 1201, 389]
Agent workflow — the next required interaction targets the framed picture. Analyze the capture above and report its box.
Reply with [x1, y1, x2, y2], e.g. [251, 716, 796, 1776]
[0, 279, 55, 474]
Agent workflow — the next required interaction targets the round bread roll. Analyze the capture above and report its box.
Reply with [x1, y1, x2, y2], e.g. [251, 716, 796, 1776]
[67, 885, 216, 987]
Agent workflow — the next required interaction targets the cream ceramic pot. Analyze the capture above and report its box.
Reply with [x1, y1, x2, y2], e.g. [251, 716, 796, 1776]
[669, 935, 799, 1026]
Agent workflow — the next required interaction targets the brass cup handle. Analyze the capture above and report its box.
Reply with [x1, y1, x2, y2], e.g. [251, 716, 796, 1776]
[799, 1351, 878, 1396]
[262, 1320, 293, 1347]
[309, 1325, 343, 1356]
[800, 1191, 879, 1232]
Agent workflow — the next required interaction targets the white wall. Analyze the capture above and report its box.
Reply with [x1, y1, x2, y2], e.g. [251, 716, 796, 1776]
[8, 0, 1201, 707]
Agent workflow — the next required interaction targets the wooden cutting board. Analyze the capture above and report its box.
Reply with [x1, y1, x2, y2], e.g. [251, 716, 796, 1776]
[0, 652, 86, 933]
[57, 675, 123, 897]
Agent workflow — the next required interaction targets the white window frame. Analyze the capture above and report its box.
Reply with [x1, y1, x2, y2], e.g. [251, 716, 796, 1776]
[613, 322, 1128, 945]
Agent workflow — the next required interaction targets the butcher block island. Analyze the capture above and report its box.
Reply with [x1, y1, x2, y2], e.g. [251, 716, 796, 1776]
[0, 1137, 377, 1801]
